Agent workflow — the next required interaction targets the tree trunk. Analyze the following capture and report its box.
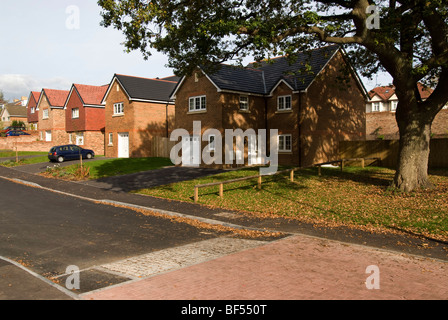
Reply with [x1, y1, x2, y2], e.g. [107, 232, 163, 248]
[392, 103, 434, 192]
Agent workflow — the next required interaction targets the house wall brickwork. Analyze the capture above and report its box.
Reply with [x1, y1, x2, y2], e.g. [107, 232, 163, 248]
[104, 81, 174, 158]
[67, 130, 105, 155]
[174, 71, 268, 168]
[299, 51, 366, 166]
[37, 94, 67, 145]
[174, 50, 366, 168]
[366, 109, 448, 140]
[27, 94, 39, 125]
[65, 88, 106, 154]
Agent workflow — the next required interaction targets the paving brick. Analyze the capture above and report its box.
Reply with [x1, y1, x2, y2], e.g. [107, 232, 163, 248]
[82, 235, 448, 300]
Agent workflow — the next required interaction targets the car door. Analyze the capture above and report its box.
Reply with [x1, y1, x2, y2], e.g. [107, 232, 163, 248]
[69, 146, 81, 160]
[60, 146, 71, 159]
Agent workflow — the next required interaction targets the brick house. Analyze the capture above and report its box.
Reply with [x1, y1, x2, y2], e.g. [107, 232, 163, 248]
[64, 83, 109, 155]
[170, 45, 367, 168]
[366, 84, 448, 140]
[1, 104, 28, 128]
[37, 88, 70, 143]
[102, 74, 178, 158]
[26, 91, 41, 130]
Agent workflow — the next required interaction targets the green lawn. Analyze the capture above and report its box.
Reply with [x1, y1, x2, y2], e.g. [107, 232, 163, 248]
[0, 151, 47, 158]
[0, 156, 50, 167]
[136, 166, 448, 241]
[43, 157, 174, 180]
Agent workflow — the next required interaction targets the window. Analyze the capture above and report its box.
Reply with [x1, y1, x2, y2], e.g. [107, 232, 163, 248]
[391, 101, 398, 111]
[208, 135, 216, 151]
[72, 108, 79, 119]
[239, 96, 249, 111]
[108, 133, 113, 145]
[31, 107, 35, 114]
[114, 102, 124, 115]
[43, 109, 49, 119]
[69, 133, 73, 144]
[75, 133, 84, 146]
[278, 134, 292, 152]
[278, 95, 292, 111]
[188, 95, 206, 112]
[372, 102, 380, 112]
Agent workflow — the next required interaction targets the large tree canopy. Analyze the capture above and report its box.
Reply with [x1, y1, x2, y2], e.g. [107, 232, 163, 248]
[98, 0, 448, 192]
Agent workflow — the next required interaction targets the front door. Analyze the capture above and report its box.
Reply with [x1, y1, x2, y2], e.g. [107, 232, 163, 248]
[248, 136, 263, 165]
[118, 132, 129, 158]
[182, 135, 200, 166]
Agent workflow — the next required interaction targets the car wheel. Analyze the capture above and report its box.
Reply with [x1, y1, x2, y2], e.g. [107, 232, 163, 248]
[86, 153, 93, 159]
[57, 156, 64, 163]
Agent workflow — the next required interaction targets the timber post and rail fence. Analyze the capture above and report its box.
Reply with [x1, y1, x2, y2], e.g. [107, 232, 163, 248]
[193, 157, 381, 203]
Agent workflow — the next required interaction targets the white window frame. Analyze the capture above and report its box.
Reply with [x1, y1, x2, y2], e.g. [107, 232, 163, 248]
[372, 102, 380, 112]
[108, 133, 113, 146]
[75, 132, 84, 146]
[390, 101, 398, 111]
[113, 102, 124, 115]
[72, 108, 80, 119]
[188, 95, 206, 112]
[45, 130, 52, 142]
[278, 95, 292, 111]
[31, 107, 35, 114]
[43, 109, 49, 119]
[208, 134, 216, 152]
[239, 95, 249, 111]
[278, 134, 292, 152]
[69, 133, 73, 144]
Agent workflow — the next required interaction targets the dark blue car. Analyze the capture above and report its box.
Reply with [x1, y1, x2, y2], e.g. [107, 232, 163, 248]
[48, 145, 95, 163]
[6, 130, 30, 136]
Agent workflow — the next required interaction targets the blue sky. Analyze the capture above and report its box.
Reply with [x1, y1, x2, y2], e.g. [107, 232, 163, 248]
[0, 0, 392, 101]
[0, 0, 174, 100]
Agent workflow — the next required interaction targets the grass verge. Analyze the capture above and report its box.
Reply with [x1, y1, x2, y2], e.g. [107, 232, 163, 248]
[42, 157, 173, 180]
[135, 166, 448, 242]
[0, 156, 50, 167]
[0, 151, 47, 158]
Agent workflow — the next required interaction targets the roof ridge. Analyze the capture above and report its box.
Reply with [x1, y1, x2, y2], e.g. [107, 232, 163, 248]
[115, 73, 176, 83]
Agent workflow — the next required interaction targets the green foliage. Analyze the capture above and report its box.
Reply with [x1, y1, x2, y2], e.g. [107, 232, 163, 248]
[97, 0, 448, 191]
[11, 120, 25, 128]
[97, 0, 448, 87]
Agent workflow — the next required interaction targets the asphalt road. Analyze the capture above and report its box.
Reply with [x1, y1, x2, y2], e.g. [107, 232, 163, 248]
[0, 178, 232, 296]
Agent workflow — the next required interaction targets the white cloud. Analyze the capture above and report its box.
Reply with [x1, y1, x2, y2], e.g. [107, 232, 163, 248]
[0, 74, 73, 100]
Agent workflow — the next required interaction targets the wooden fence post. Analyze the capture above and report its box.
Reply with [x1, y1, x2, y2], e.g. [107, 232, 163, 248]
[194, 186, 199, 203]
[258, 175, 262, 189]
[340, 159, 345, 171]
[219, 183, 223, 197]
[290, 170, 294, 182]
[318, 165, 321, 176]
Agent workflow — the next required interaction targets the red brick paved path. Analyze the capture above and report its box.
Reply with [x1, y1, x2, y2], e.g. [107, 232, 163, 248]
[82, 235, 448, 300]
